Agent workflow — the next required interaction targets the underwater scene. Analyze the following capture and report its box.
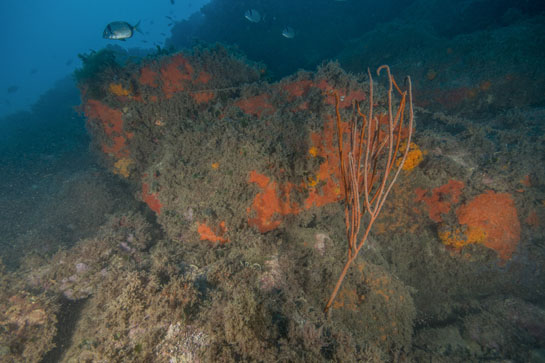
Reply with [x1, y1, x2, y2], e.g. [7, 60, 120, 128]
[1, 0, 545, 361]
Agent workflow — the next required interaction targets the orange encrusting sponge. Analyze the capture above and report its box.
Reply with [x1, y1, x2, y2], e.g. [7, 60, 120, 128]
[142, 183, 162, 215]
[456, 190, 520, 261]
[247, 171, 300, 233]
[414, 180, 465, 223]
[197, 221, 229, 244]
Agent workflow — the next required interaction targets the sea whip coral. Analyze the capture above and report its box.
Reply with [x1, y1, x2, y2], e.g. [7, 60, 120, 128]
[324, 66, 414, 313]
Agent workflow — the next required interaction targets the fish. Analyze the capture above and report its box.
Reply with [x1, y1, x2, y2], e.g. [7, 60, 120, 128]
[282, 26, 295, 39]
[7, 85, 18, 94]
[170, 0, 175, 4]
[66, 59, 73, 66]
[30, 68, 38, 75]
[244, 9, 261, 23]
[103, 21, 141, 40]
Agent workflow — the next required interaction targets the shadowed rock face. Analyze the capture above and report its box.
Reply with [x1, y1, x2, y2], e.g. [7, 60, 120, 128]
[166, 0, 545, 81]
[166, 0, 416, 78]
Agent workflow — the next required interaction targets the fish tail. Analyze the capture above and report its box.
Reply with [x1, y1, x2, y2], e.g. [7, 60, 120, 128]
[133, 20, 143, 34]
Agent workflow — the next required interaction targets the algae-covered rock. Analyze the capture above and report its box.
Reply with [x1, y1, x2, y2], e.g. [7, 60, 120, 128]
[0, 291, 58, 362]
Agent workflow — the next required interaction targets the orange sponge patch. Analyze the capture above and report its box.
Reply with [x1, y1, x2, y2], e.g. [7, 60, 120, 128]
[399, 142, 423, 171]
[142, 183, 162, 215]
[84, 99, 133, 159]
[84, 99, 123, 136]
[109, 83, 131, 97]
[160, 54, 194, 98]
[414, 180, 465, 223]
[247, 171, 300, 233]
[197, 221, 229, 244]
[235, 94, 275, 118]
[139, 66, 159, 88]
[456, 190, 520, 261]
[192, 91, 215, 104]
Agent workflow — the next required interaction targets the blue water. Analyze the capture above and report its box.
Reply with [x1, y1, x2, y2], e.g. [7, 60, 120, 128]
[0, 0, 209, 118]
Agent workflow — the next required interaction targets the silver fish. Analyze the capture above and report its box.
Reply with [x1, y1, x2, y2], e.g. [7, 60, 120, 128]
[282, 26, 295, 39]
[244, 9, 261, 23]
[103, 21, 141, 40]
